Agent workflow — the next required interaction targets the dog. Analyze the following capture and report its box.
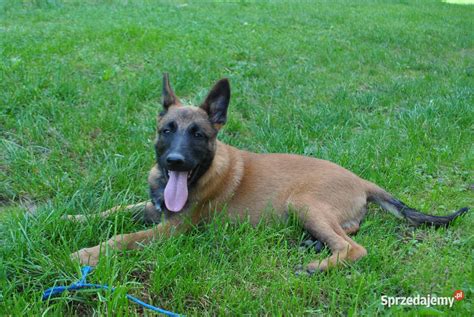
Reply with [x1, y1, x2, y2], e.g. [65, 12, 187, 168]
[70, 74, 468, 273]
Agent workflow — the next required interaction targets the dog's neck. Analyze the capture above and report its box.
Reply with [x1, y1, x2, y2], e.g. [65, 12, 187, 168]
[192, 140, 244, 204]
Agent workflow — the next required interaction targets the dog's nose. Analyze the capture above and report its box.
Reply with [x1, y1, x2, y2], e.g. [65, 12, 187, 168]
[166, 153, 185, 166]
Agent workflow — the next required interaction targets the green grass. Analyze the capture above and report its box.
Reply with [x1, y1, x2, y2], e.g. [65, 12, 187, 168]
[444, 0, 474, 4]
[1, 0, 473, 315]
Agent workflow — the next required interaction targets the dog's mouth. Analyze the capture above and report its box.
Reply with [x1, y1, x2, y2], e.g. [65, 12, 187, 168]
[164, 166, 198, 182]
[163, 166, 199, 212]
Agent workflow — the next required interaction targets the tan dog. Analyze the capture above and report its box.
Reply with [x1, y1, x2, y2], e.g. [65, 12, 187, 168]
[70, 74, 468, 273]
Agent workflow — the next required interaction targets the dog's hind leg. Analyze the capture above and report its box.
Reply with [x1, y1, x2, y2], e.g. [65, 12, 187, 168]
[64, 201, 161, 224]
[305, 224, 367, 273]
[341, 221, 360, 235]
[301, 221, 359, 254]
[289, 196, 367, 273]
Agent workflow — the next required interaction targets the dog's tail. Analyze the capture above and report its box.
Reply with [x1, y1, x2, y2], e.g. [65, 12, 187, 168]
[365, 182, 468, 227]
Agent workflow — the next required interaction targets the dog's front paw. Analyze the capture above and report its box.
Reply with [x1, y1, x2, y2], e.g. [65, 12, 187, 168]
[62, 214, 87, 223]
[70, 247, 100, 266]
[143, 200, 163, 224]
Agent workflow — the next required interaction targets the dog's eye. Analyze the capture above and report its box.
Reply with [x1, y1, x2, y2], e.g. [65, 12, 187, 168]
[161, 121, 176, 135]
[193, 132, 203, 138]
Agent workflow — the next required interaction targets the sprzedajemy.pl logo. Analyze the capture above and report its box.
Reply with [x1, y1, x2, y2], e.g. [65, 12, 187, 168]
[381, 290, 465, 308]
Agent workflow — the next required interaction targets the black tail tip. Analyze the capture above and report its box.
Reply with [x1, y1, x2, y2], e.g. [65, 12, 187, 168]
[456, 207, 469, 217]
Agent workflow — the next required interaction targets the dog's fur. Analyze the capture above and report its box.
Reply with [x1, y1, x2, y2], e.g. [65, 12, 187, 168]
[70, 75, 468, 273]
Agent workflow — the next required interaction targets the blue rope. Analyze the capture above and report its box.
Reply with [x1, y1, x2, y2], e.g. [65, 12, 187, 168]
[42, 266, 181, 317]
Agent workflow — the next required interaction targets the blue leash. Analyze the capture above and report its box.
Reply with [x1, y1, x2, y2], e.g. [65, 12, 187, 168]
[42, 266, 181, 317]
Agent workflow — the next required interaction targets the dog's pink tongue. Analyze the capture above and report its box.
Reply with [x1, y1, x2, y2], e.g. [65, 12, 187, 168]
[164, 171, 188, 212]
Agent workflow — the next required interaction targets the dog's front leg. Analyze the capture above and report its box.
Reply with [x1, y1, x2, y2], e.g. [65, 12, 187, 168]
[71, 215, 189, 266]
[145, 164, 167, 224]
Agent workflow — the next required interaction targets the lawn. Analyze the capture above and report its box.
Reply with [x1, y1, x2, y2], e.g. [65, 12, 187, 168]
[1, 0, 473, 315]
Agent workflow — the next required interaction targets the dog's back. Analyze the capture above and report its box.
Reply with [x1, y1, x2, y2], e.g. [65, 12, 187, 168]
[208, 142, 370, 226]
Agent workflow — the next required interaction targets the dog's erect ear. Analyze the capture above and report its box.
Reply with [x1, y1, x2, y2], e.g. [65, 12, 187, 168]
[162, 73, 180, 111]
[200, 78, 231, 129]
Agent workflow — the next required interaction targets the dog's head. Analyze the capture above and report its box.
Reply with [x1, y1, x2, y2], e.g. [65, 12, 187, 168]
[155, 73, 230, 212]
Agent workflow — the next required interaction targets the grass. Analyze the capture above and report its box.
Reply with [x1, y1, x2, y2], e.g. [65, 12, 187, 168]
[1, 0, 473, 315]
[444, 0, 474, 4]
